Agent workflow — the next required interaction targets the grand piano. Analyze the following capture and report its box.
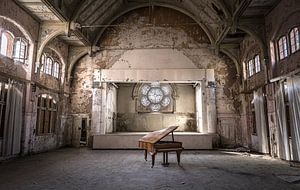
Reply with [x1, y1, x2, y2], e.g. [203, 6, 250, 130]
[138, 126, 184, 167]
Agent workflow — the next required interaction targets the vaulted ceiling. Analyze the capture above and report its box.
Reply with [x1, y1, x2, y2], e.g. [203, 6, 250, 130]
[16, 0, 280, 50]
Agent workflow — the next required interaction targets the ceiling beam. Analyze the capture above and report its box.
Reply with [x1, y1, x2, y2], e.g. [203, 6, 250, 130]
[42, 0, 91, 46]
[42, 0, 68, 22]
[215, 0, 252, 46]
[233, 0, 252, 19]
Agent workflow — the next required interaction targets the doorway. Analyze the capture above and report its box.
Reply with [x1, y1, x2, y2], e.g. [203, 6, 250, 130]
[80, 118, 87, 145]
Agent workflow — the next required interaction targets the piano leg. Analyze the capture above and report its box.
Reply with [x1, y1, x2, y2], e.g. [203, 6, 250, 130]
[162, 152, 169, 167]
[176, 150, 182, 165]
[144, 150, 147, 161]
[151, 154, 155, 168]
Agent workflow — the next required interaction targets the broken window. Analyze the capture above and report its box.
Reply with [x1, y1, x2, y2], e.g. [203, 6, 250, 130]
[289, 27, 300, 54]
[278, 36, 288, 60]
[36, 94, 57, 135]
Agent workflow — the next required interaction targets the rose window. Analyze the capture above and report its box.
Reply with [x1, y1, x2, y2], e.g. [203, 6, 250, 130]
[140, 83, 172, 112]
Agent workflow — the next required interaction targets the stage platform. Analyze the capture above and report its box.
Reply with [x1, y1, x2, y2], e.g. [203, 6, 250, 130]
[92, 132, 215, 149]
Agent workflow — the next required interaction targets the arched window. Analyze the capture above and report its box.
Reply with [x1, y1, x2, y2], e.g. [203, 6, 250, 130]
[0, 30, 14, 57]
[289, 27, 300, 54]
[248, 59, 254, 77]
[53, 61, 60, 78]
[278, 36, 288, 60]
[40, 52, 61, 79]
[45, 57, 53, 75]
[40, 53, 47, 72]
[13, 37, 28, 63]
[254, 55, 261, 73]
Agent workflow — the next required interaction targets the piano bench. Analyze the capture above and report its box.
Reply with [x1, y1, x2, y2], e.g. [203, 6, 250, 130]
[152, 148, 183, 168]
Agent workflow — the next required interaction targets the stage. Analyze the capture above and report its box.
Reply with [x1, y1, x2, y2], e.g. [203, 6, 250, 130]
[92, 132, 216, 149]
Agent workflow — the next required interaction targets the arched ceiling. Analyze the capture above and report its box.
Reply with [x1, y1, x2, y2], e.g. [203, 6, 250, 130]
[16, 0, 280, 47]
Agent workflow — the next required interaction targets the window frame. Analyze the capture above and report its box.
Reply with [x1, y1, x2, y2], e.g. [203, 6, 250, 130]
[36, 94, 57, 135]
[254, 54, 261, 73]
[0, 30, 14, 58]
[289, 27, 300, 54]
[278, 35, 289, 60]
[13, 37, 29, 63]
[248, 59, 254, 77]
[40, 53, 61, 79]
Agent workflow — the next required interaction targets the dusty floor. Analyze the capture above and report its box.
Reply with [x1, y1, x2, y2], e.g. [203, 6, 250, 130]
[0, 148, 300, 190]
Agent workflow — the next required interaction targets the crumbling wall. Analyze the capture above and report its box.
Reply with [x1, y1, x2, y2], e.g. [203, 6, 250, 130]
[70, 7, 240, 147]
[238, 34, 267, 149]
[30, 37, 70, 153]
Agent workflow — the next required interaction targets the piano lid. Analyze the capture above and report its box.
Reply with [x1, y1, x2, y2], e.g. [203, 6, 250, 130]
[139, 126, 179, 144]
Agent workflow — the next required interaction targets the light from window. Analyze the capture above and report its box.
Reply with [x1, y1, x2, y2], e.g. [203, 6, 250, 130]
[290, 27, 300, 54]
[243, 62, 247, 79]
[278, 36, 288, 60]
[36, 94, 57, 135]
[0, 31, 14, 57]
[45, 57, 53, 75]
[13, 38, 28, 63]
[254, 55, 261, 73]
[53, 62, 59, 78]
[40, 53, 47, 72]
[248, 59, 254, 77]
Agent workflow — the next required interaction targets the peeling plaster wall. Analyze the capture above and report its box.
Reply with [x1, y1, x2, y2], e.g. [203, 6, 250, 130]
[71, 7, 240, 147]
[238, 35, 267, 149]
[0, 0, 39, 42]
[30, 38, 70, 153]
[116, 84, 196, 132]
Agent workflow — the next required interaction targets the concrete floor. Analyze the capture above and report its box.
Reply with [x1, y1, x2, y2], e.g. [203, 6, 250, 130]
[0, 148, 300, 190]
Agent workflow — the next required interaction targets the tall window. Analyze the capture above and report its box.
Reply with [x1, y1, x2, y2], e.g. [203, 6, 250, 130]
[53, 62, 59, 78]
[289, 27, 300, 54]
[0, 82, 8, 138]
[36, 94, 57, 135]
[45, 57, 53, 75]
[243, 62, 247, 80]
[13, 37, 28, 63]
[254, 55, 261, 73]
[278, 36, 288, 60]
[248, 59, 254, 77]
[0, 30, 14, 57]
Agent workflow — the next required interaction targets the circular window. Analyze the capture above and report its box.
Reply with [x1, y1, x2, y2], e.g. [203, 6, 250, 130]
[140, 83, 171, 112]
[148, 88, 164, 103]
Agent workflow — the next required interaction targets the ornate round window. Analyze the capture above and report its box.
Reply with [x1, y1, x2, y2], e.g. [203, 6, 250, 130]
[140, 83, 172, 112]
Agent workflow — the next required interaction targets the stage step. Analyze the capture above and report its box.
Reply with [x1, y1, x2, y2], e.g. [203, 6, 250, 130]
[92, 132, 213, 149]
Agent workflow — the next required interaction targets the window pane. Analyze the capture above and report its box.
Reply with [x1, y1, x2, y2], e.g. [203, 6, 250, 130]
[248, 60, 254, 77]
[0, 33, 8, 56]
[290, 27, 300, 53]
[278, 36, 288, 60]
[45, 57, 53, 75]
[255, 55, 261, 73]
